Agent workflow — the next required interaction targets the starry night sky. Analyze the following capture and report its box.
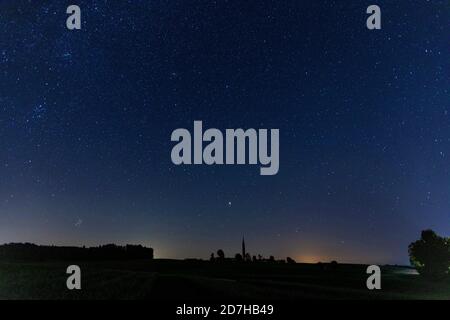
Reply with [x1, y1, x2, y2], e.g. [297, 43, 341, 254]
[1, 1, 449, 264]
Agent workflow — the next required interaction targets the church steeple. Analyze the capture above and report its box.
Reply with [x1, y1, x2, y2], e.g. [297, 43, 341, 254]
[242, 236, 246, 258]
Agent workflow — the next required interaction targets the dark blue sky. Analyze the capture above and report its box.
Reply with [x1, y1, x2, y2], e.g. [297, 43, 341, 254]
[1, 1, 449, 264]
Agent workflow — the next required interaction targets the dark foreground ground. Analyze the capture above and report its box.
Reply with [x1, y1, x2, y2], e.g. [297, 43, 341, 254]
[0, 259, 448, 300]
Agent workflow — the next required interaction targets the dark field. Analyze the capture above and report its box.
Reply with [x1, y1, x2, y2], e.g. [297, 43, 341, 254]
[0, 260, 448, 300]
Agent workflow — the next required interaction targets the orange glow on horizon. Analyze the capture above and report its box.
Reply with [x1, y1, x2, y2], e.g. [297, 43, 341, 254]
[295, 254, 330, 264]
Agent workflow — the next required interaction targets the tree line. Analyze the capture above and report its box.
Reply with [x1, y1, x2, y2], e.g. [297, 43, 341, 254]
[210, 249, 298, 264]
[0, 243, 153, 261]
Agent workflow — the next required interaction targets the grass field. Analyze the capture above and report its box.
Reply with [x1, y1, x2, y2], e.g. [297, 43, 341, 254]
[0, 259, 449, 300]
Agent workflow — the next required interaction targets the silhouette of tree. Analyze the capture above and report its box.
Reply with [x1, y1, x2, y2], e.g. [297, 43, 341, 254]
[210, 253, 215, 262]
[269, 255, 275, 262]
[252, 255, 257, 263]
[286, 257, 296, 264]
[409, 229, 450, 277]
[234, 253, 243, 262]
[245, 253, 251, 262]
[217, 249, 225, 260]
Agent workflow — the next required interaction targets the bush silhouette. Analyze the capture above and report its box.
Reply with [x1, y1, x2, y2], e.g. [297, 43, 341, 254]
[409, 230, 450, 277]
[217, 249, 225, 260]
[330, 260, 338, 271]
